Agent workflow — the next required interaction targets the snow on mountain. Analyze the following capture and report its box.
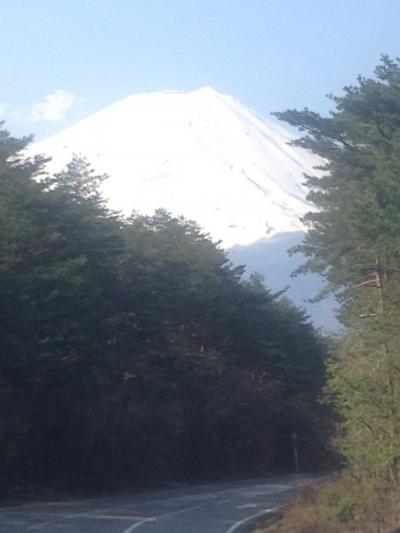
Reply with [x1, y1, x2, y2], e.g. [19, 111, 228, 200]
[30, 88, 337, 328]
[31, 87, 321, 248]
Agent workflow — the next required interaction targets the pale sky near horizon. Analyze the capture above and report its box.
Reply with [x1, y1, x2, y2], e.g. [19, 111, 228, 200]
[2, 0, 400, 139]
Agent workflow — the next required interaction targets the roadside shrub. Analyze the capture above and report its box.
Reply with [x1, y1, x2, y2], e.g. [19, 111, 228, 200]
[319, 488, 354, 523]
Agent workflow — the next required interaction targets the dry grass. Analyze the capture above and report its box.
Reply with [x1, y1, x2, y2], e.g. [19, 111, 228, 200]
[256, 478, 400, 533]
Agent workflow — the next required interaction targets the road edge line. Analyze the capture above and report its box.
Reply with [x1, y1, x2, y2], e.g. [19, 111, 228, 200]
[225, 506, 282, 533]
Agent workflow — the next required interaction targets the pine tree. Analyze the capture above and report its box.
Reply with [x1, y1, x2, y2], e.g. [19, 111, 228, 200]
[276, 56, 400, 490]
[0, 125, 328, 494]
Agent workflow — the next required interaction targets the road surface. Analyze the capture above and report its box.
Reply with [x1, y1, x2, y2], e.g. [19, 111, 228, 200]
[0, 475, 317, 532]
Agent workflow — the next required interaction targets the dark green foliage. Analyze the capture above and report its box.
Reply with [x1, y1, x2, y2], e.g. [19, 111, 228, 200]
[274, 56, 400, 303]
[276, 56, 400, 493]
[0, 126, 328, 495]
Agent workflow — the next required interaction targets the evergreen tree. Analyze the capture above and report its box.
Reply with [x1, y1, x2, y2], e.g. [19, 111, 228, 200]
[276, 56, 400, 490]
[0, 124, 329, 494]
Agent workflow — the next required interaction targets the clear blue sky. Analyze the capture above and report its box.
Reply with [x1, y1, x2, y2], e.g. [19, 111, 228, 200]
[2, 0, 400, 139]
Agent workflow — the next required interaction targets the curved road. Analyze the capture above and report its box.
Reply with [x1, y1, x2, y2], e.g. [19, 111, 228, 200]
[0, 475, 318, 532]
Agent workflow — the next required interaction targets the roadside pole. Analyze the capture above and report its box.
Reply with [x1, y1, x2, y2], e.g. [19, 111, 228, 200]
[291, 432, 299, 474]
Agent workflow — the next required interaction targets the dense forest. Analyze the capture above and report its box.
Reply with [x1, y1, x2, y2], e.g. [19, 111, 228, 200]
[0, 128, 329, 496]
[267, 56, 400, 531]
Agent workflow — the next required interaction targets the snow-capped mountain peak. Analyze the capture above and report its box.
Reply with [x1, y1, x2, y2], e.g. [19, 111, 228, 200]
[31, 88, 320, 247]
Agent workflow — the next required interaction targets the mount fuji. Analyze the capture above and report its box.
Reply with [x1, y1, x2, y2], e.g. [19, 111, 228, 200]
[31, 87, 319, 247]
[31, 88, 337, 329]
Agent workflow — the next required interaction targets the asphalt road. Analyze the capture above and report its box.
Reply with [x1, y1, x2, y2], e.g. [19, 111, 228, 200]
[0, 475, 317, 532]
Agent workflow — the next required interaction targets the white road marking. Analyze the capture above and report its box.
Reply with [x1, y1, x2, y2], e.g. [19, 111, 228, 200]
[0, 520, 29, 526]
[0, 501, 85, 512]
[23, 504, 120, 530]
[25, 512, 88, 530]
[122, 505, 201, 533]
[122, 519, 152, 532]
[80, 514, 148, 520]
[225, 507, 279, 533]
[237, 503, 258, 509]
